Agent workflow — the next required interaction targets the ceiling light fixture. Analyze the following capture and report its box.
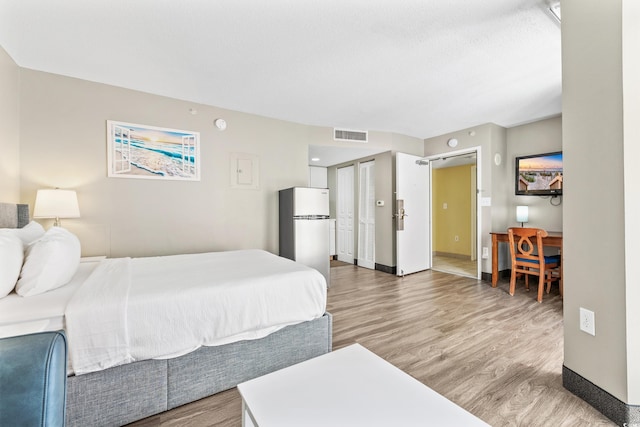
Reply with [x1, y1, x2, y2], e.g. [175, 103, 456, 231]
[447, 138, 458, 148]
[311, 157, 320, 162]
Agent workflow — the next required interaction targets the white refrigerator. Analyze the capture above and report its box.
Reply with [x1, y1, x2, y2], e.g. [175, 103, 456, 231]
[279, 187, 331, 287]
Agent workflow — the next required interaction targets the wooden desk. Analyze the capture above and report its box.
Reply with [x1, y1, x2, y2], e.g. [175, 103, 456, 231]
[490, 231, 563, 287]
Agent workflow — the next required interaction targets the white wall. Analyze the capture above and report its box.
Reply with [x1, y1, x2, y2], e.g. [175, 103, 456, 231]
[0, 46, 20, 202]
[309, 166, 327, 188]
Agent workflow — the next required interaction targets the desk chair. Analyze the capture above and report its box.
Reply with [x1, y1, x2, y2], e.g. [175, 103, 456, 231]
[507, 227, 561, 303]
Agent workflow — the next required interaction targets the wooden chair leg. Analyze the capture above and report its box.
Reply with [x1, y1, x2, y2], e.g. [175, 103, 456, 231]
[537, 268, 545, 302]
[509, 270, 516, 296]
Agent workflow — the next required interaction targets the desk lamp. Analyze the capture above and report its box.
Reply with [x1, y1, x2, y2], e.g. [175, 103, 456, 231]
[516, 206, 529, 228]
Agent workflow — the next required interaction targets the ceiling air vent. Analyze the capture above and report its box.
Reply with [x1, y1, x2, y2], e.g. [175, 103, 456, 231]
[334, 128, 368, 143]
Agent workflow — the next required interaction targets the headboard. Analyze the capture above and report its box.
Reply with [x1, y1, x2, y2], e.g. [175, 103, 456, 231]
[0, 203, 29, 229]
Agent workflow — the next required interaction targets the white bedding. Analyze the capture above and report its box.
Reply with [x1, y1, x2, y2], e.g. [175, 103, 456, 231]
[0, 260, 99, 338]
[65, 249, 327, 375]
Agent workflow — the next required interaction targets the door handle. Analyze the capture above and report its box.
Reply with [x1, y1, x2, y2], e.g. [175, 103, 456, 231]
[395, 200, 406, 230]
[394, 208, 408, 219]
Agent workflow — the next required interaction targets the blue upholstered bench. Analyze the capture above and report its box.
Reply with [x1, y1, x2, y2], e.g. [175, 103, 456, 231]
[0, 331, 68, 427]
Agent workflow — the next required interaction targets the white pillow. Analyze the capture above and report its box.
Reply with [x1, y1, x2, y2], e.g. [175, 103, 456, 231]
[15, 227, 81, 297]
[0, 232, 24, 298]
[0, 221, 46, 246]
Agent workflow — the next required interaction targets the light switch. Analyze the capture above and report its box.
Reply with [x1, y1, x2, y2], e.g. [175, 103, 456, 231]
[443, 203, 448, 209]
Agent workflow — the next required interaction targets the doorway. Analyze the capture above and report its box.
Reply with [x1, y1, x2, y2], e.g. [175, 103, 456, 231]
[430, 151, 479, 278]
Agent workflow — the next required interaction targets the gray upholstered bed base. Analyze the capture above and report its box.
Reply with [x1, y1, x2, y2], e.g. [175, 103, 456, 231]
[0, 203, 29, 228]
[65, 313, 332, 426]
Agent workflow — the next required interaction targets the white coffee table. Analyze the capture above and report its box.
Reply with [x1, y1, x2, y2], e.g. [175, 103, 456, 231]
[237, 343, 489, 427]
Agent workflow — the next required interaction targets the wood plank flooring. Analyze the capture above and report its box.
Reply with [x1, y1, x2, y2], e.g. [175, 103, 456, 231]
[432, 253, 477, 278]
[128, 265, 614, 426]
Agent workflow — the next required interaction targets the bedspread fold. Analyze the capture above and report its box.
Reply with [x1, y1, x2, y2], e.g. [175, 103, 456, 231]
[65, 250, 327, 375]
[65, 258, 133, 374]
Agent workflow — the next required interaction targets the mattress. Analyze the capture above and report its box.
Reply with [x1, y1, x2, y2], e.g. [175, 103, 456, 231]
[0, 259, 99, 339]
[1, 250, 327, 375]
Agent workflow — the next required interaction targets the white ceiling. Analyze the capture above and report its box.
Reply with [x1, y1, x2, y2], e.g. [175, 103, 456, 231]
[0, 0, 561, 165]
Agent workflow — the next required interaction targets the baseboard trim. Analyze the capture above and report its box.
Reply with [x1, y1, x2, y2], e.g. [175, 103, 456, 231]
[484, 269, 513, 284]
[563, 365, 640, 426]
[375, 263, 396, 275]
[433, 251, 472, 260]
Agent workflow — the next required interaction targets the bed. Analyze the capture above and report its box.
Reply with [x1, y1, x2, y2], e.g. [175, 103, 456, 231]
[0, 203, 332, 426]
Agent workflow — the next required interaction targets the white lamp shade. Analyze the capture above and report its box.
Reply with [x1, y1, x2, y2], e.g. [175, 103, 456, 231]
[516, 205, 529, 223]
[33, 189, 80, 219]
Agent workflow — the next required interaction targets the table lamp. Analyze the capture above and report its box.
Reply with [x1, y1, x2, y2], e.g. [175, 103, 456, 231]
[516, 205, 529, 227]
[33, 189, 80, 227]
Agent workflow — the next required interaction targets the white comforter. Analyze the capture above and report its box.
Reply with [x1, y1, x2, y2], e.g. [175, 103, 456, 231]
[65, 250, 327, 375]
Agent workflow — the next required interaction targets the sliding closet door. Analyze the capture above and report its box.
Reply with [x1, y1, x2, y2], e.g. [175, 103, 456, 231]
[358, 161, 375, 269]
[337, 165, 355, 264]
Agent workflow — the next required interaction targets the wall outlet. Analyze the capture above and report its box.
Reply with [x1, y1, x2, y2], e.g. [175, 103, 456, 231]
[580, 307, 596, 336]
[454, 235, 459, 242]
[482, 247, 489, 259]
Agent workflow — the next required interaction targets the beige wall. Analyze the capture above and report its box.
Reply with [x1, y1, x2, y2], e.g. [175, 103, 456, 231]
[563, 0, 639, 404]
[16, 69, 423, 263]
[425, 118, 562, 273]
[0, 46, 20, 202]
[18, 70, 312, 257]
[506, 117, 563, 232]
[622, 0, 640, 402]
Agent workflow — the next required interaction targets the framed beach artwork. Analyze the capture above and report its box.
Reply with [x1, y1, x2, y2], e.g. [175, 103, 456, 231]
[107, 120, 200, 181]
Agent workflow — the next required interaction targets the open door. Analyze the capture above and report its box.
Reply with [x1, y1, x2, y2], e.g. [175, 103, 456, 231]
[396, 152, 430, 276]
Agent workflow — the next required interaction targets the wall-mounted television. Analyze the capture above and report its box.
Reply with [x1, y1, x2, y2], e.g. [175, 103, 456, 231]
[515, 151, 563, 196]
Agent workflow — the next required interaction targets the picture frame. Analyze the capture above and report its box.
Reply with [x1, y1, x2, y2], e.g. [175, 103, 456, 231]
[107, 120, 200, 181]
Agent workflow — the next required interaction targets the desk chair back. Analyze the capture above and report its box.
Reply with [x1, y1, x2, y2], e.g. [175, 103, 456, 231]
[507, 227, 560, 302]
